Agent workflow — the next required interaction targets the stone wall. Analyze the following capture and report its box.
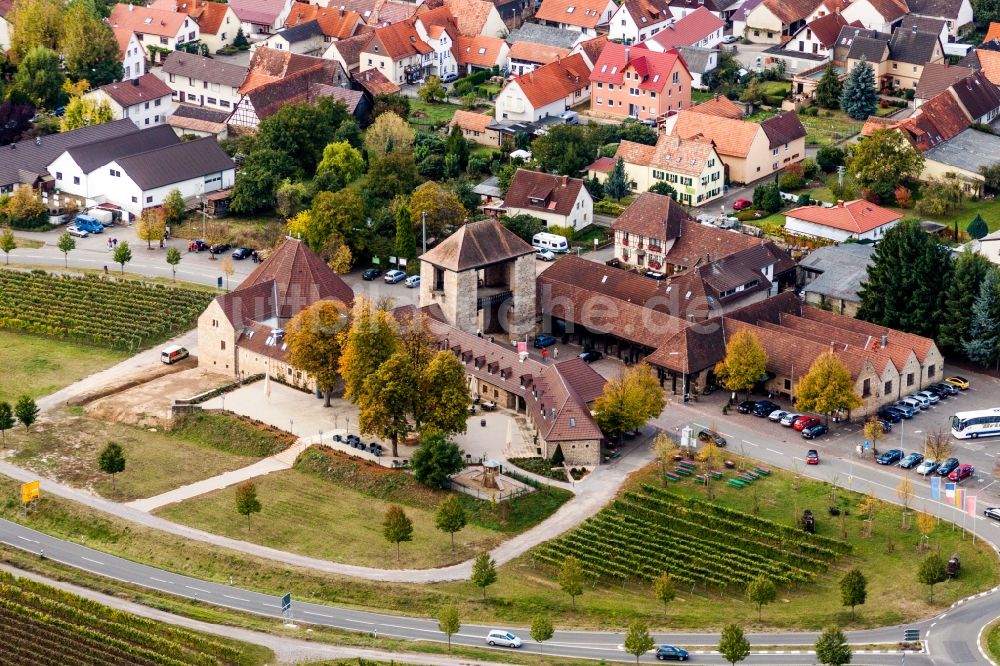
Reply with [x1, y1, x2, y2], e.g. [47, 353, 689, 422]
[197, 300, 237, 375]
[508, 254, 536, 339]
[544, 437, 600, 466]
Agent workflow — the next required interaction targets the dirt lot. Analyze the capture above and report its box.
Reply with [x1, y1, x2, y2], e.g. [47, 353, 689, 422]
[86, 366, 231, 428]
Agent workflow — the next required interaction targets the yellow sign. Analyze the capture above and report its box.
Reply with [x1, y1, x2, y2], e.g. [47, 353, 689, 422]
[21, 480, 40, 504]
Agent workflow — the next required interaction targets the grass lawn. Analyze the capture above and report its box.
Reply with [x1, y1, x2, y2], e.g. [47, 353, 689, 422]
[692, 90, 716, 104]
[986, 618, 1000, 662]
[170, 215, 285, 250]
[0, 331, 125, 405]
[800, 111, 864, 146]
[913, 198, 1000, 233]
[12, 237, 44, 249]
[9, 411, 289, 501]
[409, 99, 462, 129]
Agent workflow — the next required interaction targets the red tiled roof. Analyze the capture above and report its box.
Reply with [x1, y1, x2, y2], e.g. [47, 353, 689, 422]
[785, 199, 901, 234]
[109, 3, 189, 37]
[611, 192, 691, 242]
[661, 218, 766, 269]
[649, 7, 724, 50]
[450, 109, 494, 133]
[613, 133, 717, 177]
[505, 53, 589, 108]
[504, 169, 587, 217]
[915, 62, 975, 100]
[690, 95, 744, 119]
[535, 0, 611, 29]
[804, 12, 854, 48]
[94, 73, 173, 108]
[454, 35, 507, 67]
[441, 0, 498, 37]
[354, 67, 401, 95]
[229, 0, 284, 25]
[420, 219, 534, 271]
[801, 304, 936, 363]
[761, 0, 823, 25]
[575, 35, 608, 67]
[366, 19, 433, 60]
[590, 42, 687, 94]
[987, 21, 1000, 42]
[285, 2, 365, 39]
[509, 41, 570, 64]
[667, 110, 761, 158]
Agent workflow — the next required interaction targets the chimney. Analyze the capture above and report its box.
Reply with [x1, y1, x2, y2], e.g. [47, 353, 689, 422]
[881, 333, 888, 348]
[625, 47, 630, 63]
[561, 175, 568, 186]
[128, 3, 133, 10]
[836, 199, 844, 207]
[912, 24, 917, 32]
[339, 5, 344, 14]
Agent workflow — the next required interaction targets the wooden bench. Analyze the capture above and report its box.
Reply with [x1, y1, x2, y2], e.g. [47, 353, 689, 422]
[664, 471, 681, 482]
[674, 467, 693, 477]
[728, 478, 747, 488]
[743, 470, 761, 480]
[738, 473, 756, 483]
[694, 475, 708, 484]
[708, 470, 724, 480]
[677, 461, 697, 471]
[754, 467, 771, 476]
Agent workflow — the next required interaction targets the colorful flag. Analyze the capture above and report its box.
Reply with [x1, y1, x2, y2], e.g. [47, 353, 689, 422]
[955, 488, 966, 509]
[967, 494, 977, 518]
[931, 476, 941, 500]
[945, 482, 956, 500]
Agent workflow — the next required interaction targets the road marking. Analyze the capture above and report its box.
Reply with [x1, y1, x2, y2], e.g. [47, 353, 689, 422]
[303, 611, 335, 618]
[185, 585, 210, 593]
[16, 536, 38, 543]
[81, 556, 103, 566]
[150, 577, 170, 584]
[223, 595, 249, 602]
[767, 448, 782, 455]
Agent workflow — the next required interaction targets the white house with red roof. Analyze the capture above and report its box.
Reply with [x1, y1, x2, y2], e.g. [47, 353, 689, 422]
[607, 0, 675, 45]
[784, 199, 902, 241]
[109, 3, 200, 59]
[494, 53, 591, 121]
[589, 42, 691, 121]
[84, 74, 175, 127]
[534, 0, 618, 35]
[641, 7, 725, 51]
[230, 0, 295, 35]
[112, 29, 146, 81]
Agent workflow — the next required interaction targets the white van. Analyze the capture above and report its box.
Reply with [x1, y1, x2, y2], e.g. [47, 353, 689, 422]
[161, 345, 189, 364]
[532, 232, 569, 253]
[486, 630, 522, 648]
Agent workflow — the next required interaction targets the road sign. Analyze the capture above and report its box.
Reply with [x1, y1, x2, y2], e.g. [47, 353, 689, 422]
[20, 480, 40, 504]
[904, 629, 920, 641]
[281, 593, 291, 613]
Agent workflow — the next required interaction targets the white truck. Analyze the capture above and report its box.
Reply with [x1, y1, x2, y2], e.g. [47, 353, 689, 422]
[87, 208, 115, 227]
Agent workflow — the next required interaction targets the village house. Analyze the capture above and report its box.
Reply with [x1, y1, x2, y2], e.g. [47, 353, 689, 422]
[739, 0, 824, 44]
[113, 29, 146, 81]
[157, 51, 249, 113]
[503, 169, 593, 230]
[454, 35, 511, 75]
[923, 127, 1000, 195]
[914, 62, 975, 106]
[151, 0, 241, 52]
[784, 199, 902, 241]
[256, 21, 327, 55]
[783, 12, 862, 62]
[641, 6, 725, 51]
[494, 53, 590, 122]
[589, 42, 692, 121]
[440, 0, 508, 37]
[84, 74, 175, 128]
[845, 26, 944, 90]
[109, 3, 200, 62]
[450, 110, 503, 146]
[534, 0, 617, 35]
[668, 0, 729, 20]
[675, 47, 716, 88]
[906, 0, 973, 41]
[284, 2, 367, 41]
[587, 134, 724, 206]
[230, 0, 295, 35]
[798, 243, 875, 316]
[607, 0, 677, 45]
[506, 23, 586, 75]
[840, 0, 909, 33]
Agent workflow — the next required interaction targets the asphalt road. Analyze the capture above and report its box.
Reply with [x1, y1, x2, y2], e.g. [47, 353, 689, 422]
[0, 518, 951, 665]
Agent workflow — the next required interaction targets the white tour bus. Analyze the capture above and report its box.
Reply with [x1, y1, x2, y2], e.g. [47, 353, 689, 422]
[532, 232, 569, 253]
[951, 408, 1000, 439]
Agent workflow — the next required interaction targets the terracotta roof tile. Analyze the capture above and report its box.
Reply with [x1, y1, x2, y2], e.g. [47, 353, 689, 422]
[649, 7, 724, 50]
[591, 42, 686, 94]
[454, 35, 507, 67]
[616, 0, 673, 31]
[366, 19, 433, 60]
[805, 12, 854, 48]
[535, 0, 612, 29]
[509, 41, 571, 64]
[613, 134, 717, 177]
[786, 200, 901, 233]
[915, 62, 974, 100]
[330, 32, 376, 70]
[574, 35, 608, 67]
[690, 95, 744, 119]
[109, 3, 189, 37]
[420, 219, 534, 271]
[504, 53, 589, 108]
[450, 109, 494, 133]
[666, 109, 761, 158]
[442, 0, 498, 36]
[504, 169, 587, 216]
[863, 0, 910, 21]
[285, 2, 365, 39]
[229, 0, 284, 25]
[612, 192, 691, 243]
[668, 0, 728, 14]
[801, 304, 936, 363]
[661, 218, 766, 269]
[988, 22, 1000, 42]
[977, 49, 1000, 86]
[762, 0, 823, 25]
[354, 67, 401, 95]
[949, 70, 1000, 120]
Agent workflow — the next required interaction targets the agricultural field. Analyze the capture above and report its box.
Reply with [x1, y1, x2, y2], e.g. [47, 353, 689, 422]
[535, 484, 849, 590]
[0, 269, 213, 351]
[0, 570, 271, 665]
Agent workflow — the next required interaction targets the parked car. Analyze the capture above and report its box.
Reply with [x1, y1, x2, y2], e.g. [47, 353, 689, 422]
[66, 225, 89, 238]
[404, 275, 420, 288]
[722, 34, 738, 43]
[806, 449, 820, 464]
[441, 72, 459, 83]
[733, 198, 752, 210]
[656, 645, 689, 661]
[915, 459, 939, 476]
[533, 334, 557, 348]
[907, 393, 930, 409]
[898, 397, 922, 412]
[915, 390, 940, 405]
[877, 449, 904, 465]
[384, 269, 406, 284]
[892, 402, 916, 418]
[932, 382, 960, 396]
[945, 375, 970, 390]
[899, 452, 924, 469]
[950, 464, 975, 482]
[737, 400, 756, 414]
[877, 408, 902, 423]
[793, 415, 821, 431]
[753, 400, 780, 417]
[535, 249, 556, 261]
[486, 630, 522, 648]
[936, 458, 960, 476]
[188, 239, 209, 252]
[768, 409, 789, 423]
[697, 429, 727, 447]
[579, 349, 603, 362]
[802, 423, 829, 439]
[208, 243, 231, 254]
[780, 412, 802, 426]
[877, 418, 893, 433]
[984, 507, 1000, 521]
[231, 247, 253, 259]
[923, 386, 948, 400]
[361, 267, 382, 280]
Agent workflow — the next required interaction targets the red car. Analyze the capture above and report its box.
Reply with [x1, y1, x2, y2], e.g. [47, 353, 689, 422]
[806, 449, 820, 465]
[733, 199, 752, 210]
[949, 464, 975, 482]
[793, 415, 821, 432]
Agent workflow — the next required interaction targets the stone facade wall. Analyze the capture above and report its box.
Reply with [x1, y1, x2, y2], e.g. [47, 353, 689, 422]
[544, 437, 600, 466]
[236, 348, 315, 391]
[508, 254, 536, 339]
[197, 300, 237, 375]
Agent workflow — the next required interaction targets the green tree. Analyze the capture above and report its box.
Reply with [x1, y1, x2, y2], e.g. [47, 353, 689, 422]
[739, 77, 766, 106]
[371, 93, 410, 121]
[419, 75, 447, 103]
[915, 177, 964, 216]
[112, 239, 132, 274]
[56, 231, 75, 267]
[0, 230, 16, 264]
[815, 626, 852, 666]
[652, 572, 676, 617]
[97, 441, 126, 489]
[409, 181, 466, 241]
[368, 152, 421, 202]
[162, 188, 186, 227]
[383, 504, 414, 560]
[714, 328, 767, 400]
[257, 99, 347, 176]
[816, 145, 845, 172]
[437, 605, 460, 651]
[395, 200, 417, 263]
[856, 219, 952, 338]
[0, 402, 15, 448]
[794, 352, 862, 423]
[421, 351, 471, 434]
[470, 551, 498, 599]
[848, 129, 924, 196]
[530, 614, 554, 652]
[605, 157, 629, 200]
[752, 180, 781, 213]
[968, 214, 989, 240]
[532, 124, 599, 176]
[165, 247, 182, 282]
[649, 181, 677, 198]
[286, 189, 366, 253]
[14, 46, 66, 110]
[435, 494, 467, 550]
[285, 300, 350, 406]
[233, 27, 249, 49]
[841, 57, 878, 120]
[962, 267, 1000, 366]
[234, 480, 262, 531]
[558, 555, 584, 610]
[815, 64, 844, 109]
[61, 1, 122, 85]
[839, 568, 867, 620]
[14, 395, 38, 431]
[980, 162, 1000, 194]
[917, 553, 948, 600]
[623, 622, 655, 665]
[445, 123, 469, 170]
[8, 0, 62, 59]
[747, 576, 777, 620]
[411, 433, 465, 489]
[365, 111, 415, 158]
[339, 297, 398, 401]
[230, 148, 296, 214]
[718, 623, 751, 665]
[59, 96, 114, 131]
[938, 249, 991, 355]
[593, 363, 665, 442]
[316, 140, 365, 191]
[502, 213, 545, 242]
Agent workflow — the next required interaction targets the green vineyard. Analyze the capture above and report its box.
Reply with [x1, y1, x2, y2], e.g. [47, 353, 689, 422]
[0, 571, 255, 665]
[535, 485, 852, 591]
[0, 270, 213, 351]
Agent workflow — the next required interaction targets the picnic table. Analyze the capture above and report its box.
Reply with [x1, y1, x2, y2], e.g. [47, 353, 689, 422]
[694, 475, 708, 484]
[754, 466, 771, 476]
[481, 401, 497, 411]
[674, 467, 693, 477]
[677, 461, 697, 471]
[664, 471, 681, 481]
[728, 478, 747, 488]
[708, 470, 723, 480]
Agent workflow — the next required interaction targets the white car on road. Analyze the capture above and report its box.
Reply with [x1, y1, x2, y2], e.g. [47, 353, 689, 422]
[66, 225, 90, 238]
[487, 630, 522, 648]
